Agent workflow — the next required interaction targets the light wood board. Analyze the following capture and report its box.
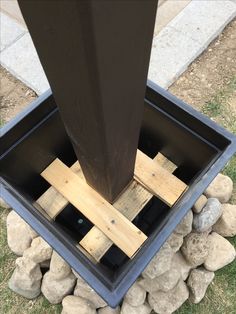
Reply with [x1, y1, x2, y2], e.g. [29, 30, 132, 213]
[41, 159, 147, 258]
[80, 152, 178, 261]
[134, 150, 187, 206]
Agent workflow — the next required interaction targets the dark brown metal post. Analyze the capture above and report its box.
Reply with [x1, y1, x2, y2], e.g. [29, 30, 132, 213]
[18, 0, 157, 202]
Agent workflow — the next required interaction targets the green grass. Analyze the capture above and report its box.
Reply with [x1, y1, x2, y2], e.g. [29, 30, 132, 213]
[176, 77, 236, 314]
[203, 77, 236, 133]
[0, 207, 62, 314]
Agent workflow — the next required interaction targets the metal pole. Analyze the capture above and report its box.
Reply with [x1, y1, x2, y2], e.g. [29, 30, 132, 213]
[18, 0, 157, 202]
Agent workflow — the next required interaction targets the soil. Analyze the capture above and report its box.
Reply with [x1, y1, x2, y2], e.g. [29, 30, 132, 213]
[169, 18, 236, 111]
[0, 66, 37, 124]
[1, 19, 235, 125]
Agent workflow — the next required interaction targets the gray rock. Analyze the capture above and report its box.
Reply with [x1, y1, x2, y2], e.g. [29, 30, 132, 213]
[167, 232, 183, 252]
[187, 268, 214, 303]
[204, 232, 236, 271]
[193, 198, 222, 232]
[121, 301, 151, 314]
[175, 210, 193, 236]
[204, 173, 233, 203]
[74, 274, 107, 308]
[212, 204, 236, 237]
[142, 242, 174, 279]
[41, 271, 76, 304]
[139, 268, 180, 293]
[124, 281, 146, 306]
[148, 280, 189, 314]
[8, 257, 42, 299]
[98, 306, 120, 314]
[7, 210, 37, 256]
[171, 252, 193, 281]
[62, 295, 96, 314]
[181, 232, 209, 267]
[49, 251, 71, 279]
[23, 237, 53, 263]
[192, 195, 208, 214]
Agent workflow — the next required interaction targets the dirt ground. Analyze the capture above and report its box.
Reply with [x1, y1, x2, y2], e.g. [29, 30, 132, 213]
[170, 18, 236, 111]
[0, 66, 37, 124]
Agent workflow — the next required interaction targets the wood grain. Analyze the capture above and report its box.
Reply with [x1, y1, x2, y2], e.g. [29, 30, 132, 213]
[41, 159, 147, 258]
[37, 162, 83, 219]
[134, 150, 187, 206]
[80, 152, 179, 261]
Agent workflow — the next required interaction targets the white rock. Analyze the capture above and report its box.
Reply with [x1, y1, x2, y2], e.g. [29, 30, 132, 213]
[193, 198, 222, 232]
[124, 281, 146, 306]
[142, 242, 174, 279]
[49, 251, 71, 279]
[204, 173, 233, 203]
[8, 257, 42, 299]
[23, 237, 53, 263]
[7, 210, 37, 256]
[121, 301, 151, 314]
[98, 306, 120, 314]
[74, 274, 107, 308]
[192, 195, 208, 213]
[172, 252, 193, 281]
[167, 232, 183, 252]
[62, 295, 96, 314]
[148, 280, 189, 314]
[139, 268, 180, 293]
[41, 271, 76, 304]
[212, 204, 236, 237]
[181, 232, 209, 267]
[204, 232, 236, 271]
[187, 268, 214, 303]
[175, 210, 193, 236]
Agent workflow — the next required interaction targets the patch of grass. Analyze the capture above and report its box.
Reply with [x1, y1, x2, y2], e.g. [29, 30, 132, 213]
[176, 243, 236, 314]
[176, 77, 236, 314]
[223, 156, 236, 204]
[0, 207, 62, 314]
[203, 101, 222, 117]
[202, 76, 236, 121]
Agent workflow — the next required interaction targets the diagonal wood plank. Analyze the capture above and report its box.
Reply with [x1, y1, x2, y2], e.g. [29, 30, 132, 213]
[36, 152, 178, 220]
[37, 162, 83, 219]
[79, 180, 152, 260]
[80, 153, 178, 261]
[37, 151, 181, 261]
[134, 150, 187, 206]
[41, 159, 147, 258]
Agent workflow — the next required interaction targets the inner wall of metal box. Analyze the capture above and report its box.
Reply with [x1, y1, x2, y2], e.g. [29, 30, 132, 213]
[0, 97, 226, 279]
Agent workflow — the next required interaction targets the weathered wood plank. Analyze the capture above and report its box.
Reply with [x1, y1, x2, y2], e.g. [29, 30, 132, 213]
[41, 159, 147, 258]
[134, 150, 187, 206]
[80, 153, 178, 261]
[36, 162, 83, 219]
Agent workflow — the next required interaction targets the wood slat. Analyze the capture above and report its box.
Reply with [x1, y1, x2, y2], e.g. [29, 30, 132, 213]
[36, 152, 178, 220]
[154, 153, 177, 173]
[37, 152, 182, 261]
[134, 150, 187, 206]
[80, 153, 178, 261]
[80, 180, 152, 260]
[41, 159, 147, 258]
[37, 162, 83, 219]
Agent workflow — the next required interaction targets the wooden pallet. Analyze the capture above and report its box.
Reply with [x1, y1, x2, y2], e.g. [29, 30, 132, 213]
[37, 150, 187, 261]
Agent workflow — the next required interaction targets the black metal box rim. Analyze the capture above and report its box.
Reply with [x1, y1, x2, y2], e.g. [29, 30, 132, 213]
[1, 81, 236, 307]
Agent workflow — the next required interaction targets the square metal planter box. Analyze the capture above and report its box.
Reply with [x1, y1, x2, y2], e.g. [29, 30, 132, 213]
[1, 81, 236, 307]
